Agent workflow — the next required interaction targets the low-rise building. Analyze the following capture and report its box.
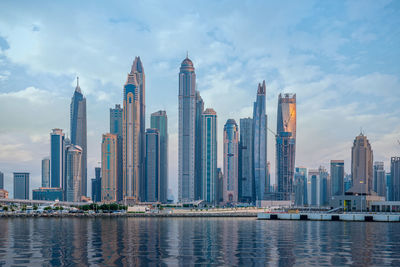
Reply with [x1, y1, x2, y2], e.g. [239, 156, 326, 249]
[0, 189, 9, 199]
[32, 187, 63, 201]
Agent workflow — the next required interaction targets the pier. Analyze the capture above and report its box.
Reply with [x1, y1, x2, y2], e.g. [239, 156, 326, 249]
[258, 212, 400, 222]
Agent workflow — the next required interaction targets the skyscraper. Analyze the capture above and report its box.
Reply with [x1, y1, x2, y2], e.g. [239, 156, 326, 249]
[145, 129, 160, 202]
[201, 108, 217, 204]
[330, 160, 344, 196]
[223, 119, 239, 203]
[41, 157, 50, 188]
[131, 57, 146, 203]
[101, 134, 117, 202]
[319, 166, 330, 206]
[307, 169, 319, 206]
[216, 168, 224, 204]
[253, 81, 268, 202]
[91, 167, 101, 202]
[348, 133, 373, 195]
[178, 56, 196, 203]
[239, 118, 254, 203]
[50, 128, 65, 188]
[70, 77, 87, 197]
[150, 110, 168, 203]
[374, 161, 386, 197]
[195, 91, 204, 201]
[391, 157, 400, 201]
[294, 167, 307, 206]
[123, 61, 141, 202]
[65, 145, 82, 202]
[276, 93, 296, 200]
[0, 171, 4, 190]
[13, 172, 29, 200]
[110, 104, 123, 201]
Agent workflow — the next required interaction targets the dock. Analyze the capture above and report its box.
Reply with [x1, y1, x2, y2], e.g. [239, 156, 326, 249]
[257, 213, 400, 222]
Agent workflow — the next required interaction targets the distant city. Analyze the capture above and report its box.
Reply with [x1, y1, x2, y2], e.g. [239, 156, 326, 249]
[0, 56, 399, 211]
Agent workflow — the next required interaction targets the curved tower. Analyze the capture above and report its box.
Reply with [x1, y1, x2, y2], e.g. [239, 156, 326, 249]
[178, 56, 196, 203]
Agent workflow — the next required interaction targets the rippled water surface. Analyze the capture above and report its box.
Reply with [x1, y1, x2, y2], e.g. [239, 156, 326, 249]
[0, 217, 399, 266]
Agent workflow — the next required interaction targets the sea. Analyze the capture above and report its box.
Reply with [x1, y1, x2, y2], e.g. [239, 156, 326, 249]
[0, 217, 399, 266]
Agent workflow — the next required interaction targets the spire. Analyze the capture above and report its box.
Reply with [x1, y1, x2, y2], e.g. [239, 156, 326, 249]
[257, 80, 266, 95]
[131, 56, 144, 74]
[75, 76, 81, 93]
[186, 51, 189, 59]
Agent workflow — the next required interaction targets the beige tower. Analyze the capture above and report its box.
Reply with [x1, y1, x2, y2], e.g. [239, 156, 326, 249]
[101, 133, 117, 202]
[348, 133, 374, 195]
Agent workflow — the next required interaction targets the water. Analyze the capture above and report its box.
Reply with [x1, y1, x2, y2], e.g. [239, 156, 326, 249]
[0, 217, 399, 266]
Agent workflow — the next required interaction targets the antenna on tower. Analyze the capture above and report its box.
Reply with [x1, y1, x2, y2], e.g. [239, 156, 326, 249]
[186, 51, 189, 59]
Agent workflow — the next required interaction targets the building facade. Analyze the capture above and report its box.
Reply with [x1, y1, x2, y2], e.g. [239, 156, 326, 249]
[294, 167, 307, 206]
[348, 133, 374, 195]
[13, 172, 29, 200]
[276, 93, 296, 200]
[123, 62, 141, 202]
[41, 157, 50, 188]
[70, 77, 87, 197]
[50, 128, 65, 188]
[223, 119, 239, 203]
[374, 161, 386, 197]
[178, 56, 196, 203]
[0, 171, 3, 190]
[239, 118, 254, 203]
[91, 167, 102, 203]
[150, 110, 168, 203]
[33, 188, 63, 201]
[331, 160, 344, 196]
[253, 81, 268, 202]
[110, 104, 123, 201]
[65, 145, 82, 202]
[101, 134, 118, 202]
[391, 157, 400, 201]
[145, 129, 160, 202]
[217, 168, 224, 204]
[195, 91, 204, 200]
[201, 108, 217, 204]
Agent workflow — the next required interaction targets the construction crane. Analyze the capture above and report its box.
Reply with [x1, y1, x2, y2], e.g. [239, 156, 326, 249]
[283, 108, 295, 131]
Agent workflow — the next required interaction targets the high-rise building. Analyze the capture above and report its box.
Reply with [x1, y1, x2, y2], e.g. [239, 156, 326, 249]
[123, 61, 141, 202]
[319, 166, 330, 206]
[13, 172, 29, 200]
[239, 118, 254, 203]
[41, 157, 50, 188]
[70, 77, 87, 197]
[150, 110, 168, 203]
[91, 167, 101, 202]
[50, 129, 65, 188]
[130, 57, 146, 203]
[391, 157, 400, 201]
[0, 171, 4, 190]
[101, 134, 117, 202]
[347, 133, 373, 195]
[294, 167, 307, 206]
[223, 119, 239, 203]
[33, 188, 63, 201]
[216, 168, 224, 204]
[110, 104, 123, 201]
[253, 81, 268, 202]
[330, 160, 344, 196]
[65, 145, 82, 202]
[344, 174, 352, 192]
[201, 108, 217, 204]
[374, 161, 386, 197]
[195, 91, 204, 200]
[145, 129, 160, 202]
[178, 56, 196, 203]
[276, 93, 296, 200]
[307, 169, 319, 206]
[386, 172, 392, 201]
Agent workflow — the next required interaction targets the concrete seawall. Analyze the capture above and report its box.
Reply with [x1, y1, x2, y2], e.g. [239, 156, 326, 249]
[258, 213, 400, 222]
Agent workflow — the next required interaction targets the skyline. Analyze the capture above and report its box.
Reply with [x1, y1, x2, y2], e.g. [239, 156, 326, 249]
[0, 1, 400, 199]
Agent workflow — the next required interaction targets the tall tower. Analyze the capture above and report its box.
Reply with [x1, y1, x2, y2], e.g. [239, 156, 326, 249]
[253, 81, 268, 202]
[70, 77, 87, 197]
[391, 157, 400, 201]
[276, 93, 296, 200]
[348, 133, 374, 195]
[145, 128, 160, 202]
[13, 172, 29, 200]
[201, 108, 217, 204]
[178, 55, 196, 203]
[131, 57, 146, 202]
[65, 145, 82, 202]
[50, 128, 65, 189]
[150, 110, 168, 203]
[195, 91, 204, 200]
[373, 161, 386, 197]
[239, 118, 254, 203]
[41, 157, 50, 188]
[223, 119, 239, 203]
[123, 64, 141, 202]
[330, 160, 344, 196]
[110, 104, 123, 201]
[101, 134, 117, 203]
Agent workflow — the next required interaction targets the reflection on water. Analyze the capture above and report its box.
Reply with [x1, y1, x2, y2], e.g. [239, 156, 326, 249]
[0, 218, 399, 266]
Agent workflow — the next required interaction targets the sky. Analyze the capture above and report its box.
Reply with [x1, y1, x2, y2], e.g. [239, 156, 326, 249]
[0, 0, 399, 199]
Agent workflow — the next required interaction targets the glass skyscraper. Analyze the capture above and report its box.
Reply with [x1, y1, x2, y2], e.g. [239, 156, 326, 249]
[145, 129, 160, 202]
[50, 128, 65, 188]
[0, 171, 4, 190]
[178, 56, 196, 203]
[101, 134, 118, 202]
[110, 104, 123, 201]
[239, 118, 254, 203]
[294, 167, 307, 206]
[373, 161, 386, 197]
[65, 145, 82, 202]
[91, 167, 101, 203]
[70, 77, 87, 197]
[276, 93, 296, 200]
[330, 160, 344, 196]
[195, 91, 204, 200]
[150, 110, 168, 203]
[201, 108, 217, 204]
[223, 119, 239, 203]
[13, 172, 29, 200]
[41, 157, 50, 188]
[391, 157, 400, 201]
[253, 81, 268, 203]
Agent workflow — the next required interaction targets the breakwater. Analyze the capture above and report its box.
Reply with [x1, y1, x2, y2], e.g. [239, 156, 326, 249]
[258, 212, 400, 222]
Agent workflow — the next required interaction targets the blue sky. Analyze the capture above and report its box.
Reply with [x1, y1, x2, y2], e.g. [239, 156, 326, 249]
[0, 0, 399, 199]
